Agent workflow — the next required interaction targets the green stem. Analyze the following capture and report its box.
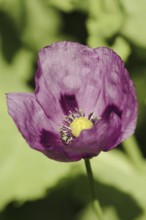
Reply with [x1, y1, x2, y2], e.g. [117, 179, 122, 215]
[122, 135, 144, 169]
[84, 159, 103, 220]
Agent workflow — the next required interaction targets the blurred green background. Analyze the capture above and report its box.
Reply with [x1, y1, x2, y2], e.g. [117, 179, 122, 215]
[0, 0, 146, 219]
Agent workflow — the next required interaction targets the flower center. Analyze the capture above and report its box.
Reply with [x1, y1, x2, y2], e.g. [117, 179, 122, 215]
[59, 109, 100, 145]
[70, 117, 93, 137]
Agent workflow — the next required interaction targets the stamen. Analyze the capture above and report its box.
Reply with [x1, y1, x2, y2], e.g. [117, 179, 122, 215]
[70, 117, 93, 137]
[88, 112, 93, 120]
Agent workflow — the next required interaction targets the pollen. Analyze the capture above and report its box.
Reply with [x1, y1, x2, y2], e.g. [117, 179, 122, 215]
[70, 117, 93, 137]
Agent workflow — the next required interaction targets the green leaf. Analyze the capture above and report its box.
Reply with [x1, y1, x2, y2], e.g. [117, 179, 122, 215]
[132, 67, 146, 128]
[87, 13, 123, 40]
[87, 0, 123, 38]
[77, 204, 119, 220]
[48, 0, 74, 12]
[0, 0, 24, 29]
[90, 150, 146, 213]
[111, 37, 131, 61]
[86, 0, 131, 61]
[21, 0, 63, 50]
[48, 0, 89, 12]
[120, 0, 146, 47]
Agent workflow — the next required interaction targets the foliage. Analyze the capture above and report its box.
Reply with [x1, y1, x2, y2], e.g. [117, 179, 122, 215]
[0, 0, 146, 219]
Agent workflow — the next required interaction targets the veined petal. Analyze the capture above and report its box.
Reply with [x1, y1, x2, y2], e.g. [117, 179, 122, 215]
[68, 112, 122, 158]
[6, 93, 83, 162]
[93, 47, 138, 141]
[6, 93, 57, 151]
[39, 129, 81, 162]
[35, 42, 103, 119]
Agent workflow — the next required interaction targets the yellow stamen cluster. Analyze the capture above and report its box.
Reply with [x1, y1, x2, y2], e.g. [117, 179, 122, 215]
[70, 117, 93, 137]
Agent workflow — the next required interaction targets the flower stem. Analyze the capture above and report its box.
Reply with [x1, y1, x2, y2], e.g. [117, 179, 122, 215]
[122, 135, 144, 170]
[84, 159, 103, 220]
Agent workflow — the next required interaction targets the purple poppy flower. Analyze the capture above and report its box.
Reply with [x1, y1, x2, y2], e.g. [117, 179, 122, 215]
[6, 42, 137, 162]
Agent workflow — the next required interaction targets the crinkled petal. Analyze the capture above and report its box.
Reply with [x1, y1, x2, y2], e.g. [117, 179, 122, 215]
[35, 42, 137, 156]
[93, 47, 138, 141]
[35, 42, 137, 144]
[68, 112, 122, 158]
[39, 129, 82, 162]
[6, 93, 80, 162]
[35, 42, 103, 120]
[6, 93, 56, 150]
